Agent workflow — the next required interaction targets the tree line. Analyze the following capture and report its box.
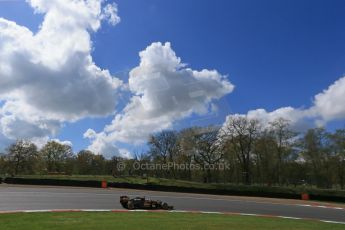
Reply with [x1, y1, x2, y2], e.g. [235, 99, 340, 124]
[0, 141, 110, 176]
[143, 117, 345, 189]
[0, 116, 344, 189]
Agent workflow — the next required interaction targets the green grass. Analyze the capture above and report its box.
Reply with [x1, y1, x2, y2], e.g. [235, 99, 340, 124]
[0, 212, 343, 230]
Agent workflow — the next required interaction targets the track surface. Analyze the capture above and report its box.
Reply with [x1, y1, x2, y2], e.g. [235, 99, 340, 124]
[0, 185, 344, 222]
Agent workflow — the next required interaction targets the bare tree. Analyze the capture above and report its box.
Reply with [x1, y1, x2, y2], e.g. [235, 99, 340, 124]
[177, 127, 199, 180]
[301, 128, 333, 188]
[149, 131, 179, 163]
[193, 127, 224, 183]
[254, 130, 277, 185]
[269, 118, 297, 185]
[221, 116, 260, 185]
[148, 130, 179, 178]
[328, 128, 345, 189]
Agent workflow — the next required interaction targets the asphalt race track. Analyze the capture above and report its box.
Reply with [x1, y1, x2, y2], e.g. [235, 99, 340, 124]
[0, 185, 344, 223]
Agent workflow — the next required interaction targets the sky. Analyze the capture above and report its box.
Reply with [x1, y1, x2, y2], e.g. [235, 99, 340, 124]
[0, 0, 345, 157]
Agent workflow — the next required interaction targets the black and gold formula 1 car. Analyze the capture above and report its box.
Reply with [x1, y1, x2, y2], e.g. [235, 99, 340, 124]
[120, 196, 174, 210]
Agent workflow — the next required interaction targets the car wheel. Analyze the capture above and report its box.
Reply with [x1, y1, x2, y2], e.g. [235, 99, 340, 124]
[162, 203, 169, 210]
[127, 201, 135, 210]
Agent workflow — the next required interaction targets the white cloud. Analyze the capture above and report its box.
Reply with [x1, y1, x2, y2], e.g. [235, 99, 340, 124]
[84, 128, 130, 158]
[223, 76, 345, 131]
[101, 2, 121, 26]
[0, 0, 122, 142]
[312, 76, 345, 122]
[86, 42, 234, 156]
[0, 132, 12, 153]
[27, 136, 72, 150]
[225, 107, 314, 132]
[51, 138, 73, 147]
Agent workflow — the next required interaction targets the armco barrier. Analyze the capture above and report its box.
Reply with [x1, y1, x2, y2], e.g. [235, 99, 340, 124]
[4, 177, 102, 188]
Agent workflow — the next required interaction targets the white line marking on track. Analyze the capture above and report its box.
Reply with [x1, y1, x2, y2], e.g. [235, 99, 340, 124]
[239, 213, 258, 216]
[169, 210, 188, 213]
[297, 204, 311, 207]
[80, 209, 111, 212]
[23, 210, 52, 213]
[321, 220, 345, 225]
[200, 211, 222, 214]
[277, 216, 302, 220]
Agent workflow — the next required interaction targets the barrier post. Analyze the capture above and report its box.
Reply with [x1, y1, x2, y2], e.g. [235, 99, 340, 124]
[301, 193, 309, 200]
[101, 180, 107, 189]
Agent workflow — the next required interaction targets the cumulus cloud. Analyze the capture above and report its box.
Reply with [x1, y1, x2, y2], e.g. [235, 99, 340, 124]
[28, 137, 73, 150]
[50, 138, 73, 147]
[312, 76, 345, 122]
[86, 42, 234, 156]
[224, 76, 345, 131]
[225, 107, 314, 132]
[0, 0, 122, 143]
[0, 132, 12, 153]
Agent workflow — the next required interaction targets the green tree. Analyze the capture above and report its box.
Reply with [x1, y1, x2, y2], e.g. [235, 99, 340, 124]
[6, 140, 39, 175]
[76, 150, 106, 175]
[329, 129, 345, 189]
[91, 154, 106, 175]
[40, 141, 74, 173]
[76, 150, 95, 174]
[0, 153, 7, 175]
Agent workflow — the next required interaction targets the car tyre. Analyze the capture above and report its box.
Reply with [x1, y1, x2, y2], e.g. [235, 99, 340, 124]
[127, 201, 135, 210]
[162, 203, 169, 210]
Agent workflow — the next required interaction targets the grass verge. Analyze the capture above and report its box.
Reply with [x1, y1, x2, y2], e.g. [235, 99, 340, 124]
[0, 212, 343, 230]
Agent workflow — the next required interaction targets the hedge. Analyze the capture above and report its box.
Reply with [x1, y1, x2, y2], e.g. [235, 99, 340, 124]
[107, 182, 302, 199]
[108, 182, 345, 202]
[3, 177, 345, 202]
[4, 177, 101, 188]
[307, 188, 345, 203]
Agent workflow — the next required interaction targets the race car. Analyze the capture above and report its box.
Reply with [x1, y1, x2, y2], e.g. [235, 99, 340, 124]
[120, 196, 174, 210]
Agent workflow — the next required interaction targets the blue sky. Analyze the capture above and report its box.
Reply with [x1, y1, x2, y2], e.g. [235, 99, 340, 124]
[0, 0, 345, 155]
